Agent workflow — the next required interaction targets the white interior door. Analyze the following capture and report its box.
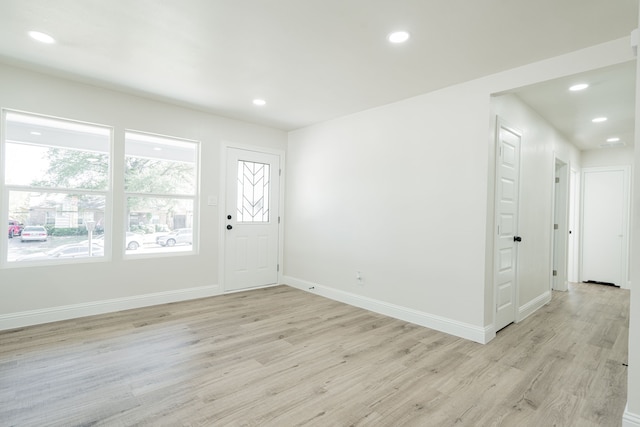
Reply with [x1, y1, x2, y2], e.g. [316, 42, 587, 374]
[224, 148, 280, 292]
[581, 167, 629, 287]
[494, 123, 522, 332]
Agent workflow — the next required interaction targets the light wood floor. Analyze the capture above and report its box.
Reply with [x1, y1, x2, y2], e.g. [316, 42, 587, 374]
[0, 282, 629, 426]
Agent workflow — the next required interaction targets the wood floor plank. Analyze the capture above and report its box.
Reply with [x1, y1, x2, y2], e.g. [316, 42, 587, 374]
[0, 282, 629, 426]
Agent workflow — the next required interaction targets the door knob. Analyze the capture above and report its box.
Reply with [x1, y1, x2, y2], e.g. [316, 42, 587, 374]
[227, 215, 232, 220]
[513, 236, 522, 242]
[227, 225, 233, 230]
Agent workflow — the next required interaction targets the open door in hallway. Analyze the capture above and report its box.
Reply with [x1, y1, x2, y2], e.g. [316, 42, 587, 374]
[494, 122, 522, 331]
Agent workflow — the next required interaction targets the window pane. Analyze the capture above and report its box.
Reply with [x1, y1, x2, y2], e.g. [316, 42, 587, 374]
[5, 112, 110, 190]
[125, 132, 197, 195]
[126, 197, 194, 254]
[7, 191, 106, 263]
[237, 160, 270, 223]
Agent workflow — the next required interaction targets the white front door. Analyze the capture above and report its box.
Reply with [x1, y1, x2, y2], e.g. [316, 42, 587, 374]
[224, 148, 280, 292]
[494, 122, 522, 332]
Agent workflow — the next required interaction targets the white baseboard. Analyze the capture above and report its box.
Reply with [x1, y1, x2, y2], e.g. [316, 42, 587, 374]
[623, 405, 640, 427]
[0, 284, 221, 331]
[282, 276, 492, 344]
[518, 290, 552, 322]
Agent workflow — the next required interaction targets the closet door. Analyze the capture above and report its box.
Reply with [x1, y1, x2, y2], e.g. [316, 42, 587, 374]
[581, 167, 630, 287]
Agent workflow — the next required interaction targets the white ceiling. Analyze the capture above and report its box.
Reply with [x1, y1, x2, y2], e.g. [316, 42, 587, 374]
[0, 0, 637, 138]
[509, 61, 636, 151]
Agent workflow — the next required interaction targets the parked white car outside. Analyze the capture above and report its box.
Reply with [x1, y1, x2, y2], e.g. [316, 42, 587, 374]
[20, 226, 48, 242]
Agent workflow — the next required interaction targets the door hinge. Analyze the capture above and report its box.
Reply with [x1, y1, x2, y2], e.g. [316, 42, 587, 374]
[553, 270, 557, 276]
[277, 264, 280, 272]
[278, 216, 281, 224]
[279, 169, 282, 176]
[555, 177, 560, 184]
[554, 224, 559, 230]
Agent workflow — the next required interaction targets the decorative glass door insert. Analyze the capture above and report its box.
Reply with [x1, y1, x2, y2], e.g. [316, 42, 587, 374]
[237, 160, 270, 222]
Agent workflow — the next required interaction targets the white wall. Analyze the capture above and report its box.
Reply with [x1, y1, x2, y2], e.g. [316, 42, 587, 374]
[491, 94, 581, 309]
[0, 63, 287, 325]
[286, 83, 491, 333]
[582, 146, 634, 167]
[284, 37, 634, 344]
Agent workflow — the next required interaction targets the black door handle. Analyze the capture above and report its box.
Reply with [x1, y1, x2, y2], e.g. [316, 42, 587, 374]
[227, 225, 233, 230]
[513, 236, 522, 242]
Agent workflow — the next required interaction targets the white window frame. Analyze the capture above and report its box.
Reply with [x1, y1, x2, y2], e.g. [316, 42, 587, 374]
[123, 130, 200, 258]
[1, 109, 113, 267]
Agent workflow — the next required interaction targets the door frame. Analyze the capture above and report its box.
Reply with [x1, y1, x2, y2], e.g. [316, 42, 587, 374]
[493, 118, 522, 332]
[567, 167, 580, 283]
[551, 155, 570, 292]
[218, 143, 286, 293]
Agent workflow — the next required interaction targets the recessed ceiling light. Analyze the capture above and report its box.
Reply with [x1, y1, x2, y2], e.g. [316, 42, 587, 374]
[607, 137, 620, 142]
[388, 31, 410, 44]
[30, 131, 41, 136]
[599, 140, 625, 148]
[28, 31, 55, 44]
[592, 117, 608, 123]
[569, 83, 589, 91]
[153, 147, 163, 151]
[253, 99, 266, 106]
